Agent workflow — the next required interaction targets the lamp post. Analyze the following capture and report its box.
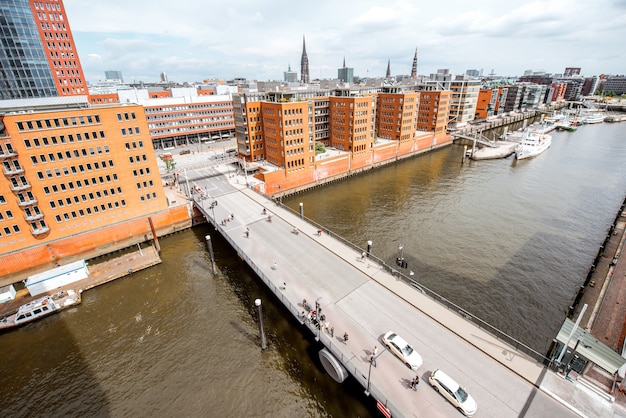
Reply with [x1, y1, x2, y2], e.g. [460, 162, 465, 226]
[364, 355, 373, 396]
[255, 299, 267, 350]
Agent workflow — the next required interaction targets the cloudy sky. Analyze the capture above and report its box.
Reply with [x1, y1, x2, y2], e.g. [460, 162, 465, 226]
[64, 0, 626, 84]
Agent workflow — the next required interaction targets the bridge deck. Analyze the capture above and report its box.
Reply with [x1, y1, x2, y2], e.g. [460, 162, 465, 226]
[187, 165, 605, 418]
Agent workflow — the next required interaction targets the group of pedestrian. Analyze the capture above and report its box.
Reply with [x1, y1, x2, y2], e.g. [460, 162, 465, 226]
[221, 213, 234, 226]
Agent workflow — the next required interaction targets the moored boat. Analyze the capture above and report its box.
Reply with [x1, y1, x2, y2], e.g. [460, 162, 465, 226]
[0, 290, 80, 331]
[515, 131, 552, 160]
[580, 112, 604, 124]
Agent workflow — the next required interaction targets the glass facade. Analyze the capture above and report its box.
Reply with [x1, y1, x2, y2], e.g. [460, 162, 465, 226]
[0, 0, 57, 99]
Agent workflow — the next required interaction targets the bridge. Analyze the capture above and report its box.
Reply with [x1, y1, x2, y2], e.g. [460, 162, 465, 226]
[182, 164, 611, 417]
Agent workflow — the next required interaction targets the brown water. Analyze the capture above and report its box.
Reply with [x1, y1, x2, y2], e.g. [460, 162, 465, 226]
[1, 122, 625, 417]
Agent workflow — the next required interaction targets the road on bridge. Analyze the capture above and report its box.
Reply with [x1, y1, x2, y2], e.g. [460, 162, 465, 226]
[184, 165, 580, 418]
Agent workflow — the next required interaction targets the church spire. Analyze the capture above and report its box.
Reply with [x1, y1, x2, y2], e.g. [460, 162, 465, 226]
[300, 35, 310, 84]
[411, 48, 418, 79]
[386, 59, 391, 79]
[343, 56, 346, 68]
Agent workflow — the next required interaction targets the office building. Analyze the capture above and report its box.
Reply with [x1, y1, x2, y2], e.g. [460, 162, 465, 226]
[338, 58, 354, 84]
[0, 97, 189, 278]
[0, 0, 87, 100]
[105, 70, 124, 82]
[284, 65, 298, 83]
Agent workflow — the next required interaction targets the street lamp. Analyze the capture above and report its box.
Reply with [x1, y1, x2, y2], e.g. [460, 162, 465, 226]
[396, 245, 407, 269]
[364, 355, 373, 396]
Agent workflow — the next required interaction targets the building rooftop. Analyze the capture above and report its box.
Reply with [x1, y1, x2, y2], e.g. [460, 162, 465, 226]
[0, 96, 90, 113]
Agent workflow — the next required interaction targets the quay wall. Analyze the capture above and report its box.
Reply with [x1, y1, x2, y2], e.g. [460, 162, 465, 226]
[0, 205, 191, 286]
[266, 133, 452, 199]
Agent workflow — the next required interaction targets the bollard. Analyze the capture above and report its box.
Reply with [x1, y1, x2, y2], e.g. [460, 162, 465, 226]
[255, 299, 267, 350]
[367, 240, 372, 258]
[299, 202, 304, 220]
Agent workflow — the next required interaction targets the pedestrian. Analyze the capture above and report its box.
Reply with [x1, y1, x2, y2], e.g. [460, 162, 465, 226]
[330, 327, 334, 337]
[371, 345, 378, 367]
[230, 213, 234, 220]
[361, 251, 366, 261]
[302, 299, 307, 308]
[272, 261, 277, 270]
[370, 354, 376, 367]
[282, 282, 287, 290]
[410, 375, 420, 391]
[343, 331, 349, 343]
[245, 228, 249, 238]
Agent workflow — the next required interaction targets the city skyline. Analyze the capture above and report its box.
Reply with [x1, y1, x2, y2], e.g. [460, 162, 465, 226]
[65, 0, 626, 84]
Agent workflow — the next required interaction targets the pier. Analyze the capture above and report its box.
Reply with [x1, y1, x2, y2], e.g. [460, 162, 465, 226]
[188, 166, 615, 417]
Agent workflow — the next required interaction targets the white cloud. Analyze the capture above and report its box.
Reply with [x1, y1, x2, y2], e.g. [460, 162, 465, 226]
[64, 0, 626, 83]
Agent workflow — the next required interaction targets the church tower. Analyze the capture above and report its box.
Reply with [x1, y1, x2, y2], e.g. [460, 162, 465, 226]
[411, 48, 418, 79]
[386, 59, 391, 79]
[300, 35, 310, 84]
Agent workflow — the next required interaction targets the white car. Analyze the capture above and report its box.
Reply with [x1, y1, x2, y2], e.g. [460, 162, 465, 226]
[428, 369, 477, 416]
[381, 331, 423, 370]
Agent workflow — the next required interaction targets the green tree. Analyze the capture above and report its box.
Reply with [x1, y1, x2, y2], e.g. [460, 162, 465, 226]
[315, 142, 326, 155]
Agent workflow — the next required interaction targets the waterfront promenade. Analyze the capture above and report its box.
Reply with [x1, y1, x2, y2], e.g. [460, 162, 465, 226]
[188, 165, 622, 417]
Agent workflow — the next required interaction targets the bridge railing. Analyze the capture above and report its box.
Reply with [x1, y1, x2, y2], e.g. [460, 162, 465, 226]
[277, 201, 550, 365]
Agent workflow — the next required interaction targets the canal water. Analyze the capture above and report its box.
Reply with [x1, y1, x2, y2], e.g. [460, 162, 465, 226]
[1, 122, 625, 417]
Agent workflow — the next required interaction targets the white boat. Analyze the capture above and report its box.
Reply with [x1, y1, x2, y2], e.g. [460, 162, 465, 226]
[515, 131, 552, 160]
[580, 112, 604, 124]
[0, 290, 79, 330]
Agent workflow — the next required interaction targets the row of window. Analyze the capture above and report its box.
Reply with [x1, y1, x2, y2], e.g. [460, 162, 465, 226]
[17, 115, 101, 132]
[129, 155, 148, 164]
[34, 2, 61, 11]
[25, 134, 107, 151]
[144, 103, 232, 113]
[42, 174, 119, 195]
[49, 187, 123, 209]
[117, 112, 137, 122]
[0, 224, 21, 237]
[125, 141, 144, 150]
[121, 127, 141, 136]
[54, 200, 127, 223]
[39, 21, 67, 32]
[36, 159, 115, 180]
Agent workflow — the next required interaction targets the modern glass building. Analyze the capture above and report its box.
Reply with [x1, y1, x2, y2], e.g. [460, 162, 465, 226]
[0, 0, 58, 99]
[0, 0, 87, 100]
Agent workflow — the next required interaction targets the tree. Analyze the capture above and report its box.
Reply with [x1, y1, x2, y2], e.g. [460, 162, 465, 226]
[315, 142, 326, 155]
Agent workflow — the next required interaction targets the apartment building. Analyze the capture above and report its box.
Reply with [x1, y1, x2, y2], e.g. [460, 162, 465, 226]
[0, 97, 185, 278]
[232, 92, 269, 163]
[0, 0, 87, 99]
[328, 94, 376, 154]
[261, 100, 315, 172]
[376, 89, 419, 142]
[415, 90, 450, 135]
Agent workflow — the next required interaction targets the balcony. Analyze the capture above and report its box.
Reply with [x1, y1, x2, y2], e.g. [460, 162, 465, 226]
[10, 182, 31, 191]
[3, 167, 24, 176]
[0, 151, 17, 159]
[31, 226, 50, 236]
[25, 213, 44, 221]
[18, 198, 38, 207]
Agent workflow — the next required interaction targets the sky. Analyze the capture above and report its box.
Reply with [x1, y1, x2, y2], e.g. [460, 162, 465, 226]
[64, 0, 626, 85]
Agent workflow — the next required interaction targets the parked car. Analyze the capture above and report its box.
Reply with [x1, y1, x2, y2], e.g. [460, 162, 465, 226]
[428, 369, 477, 416]
[381, 331, 423, 370]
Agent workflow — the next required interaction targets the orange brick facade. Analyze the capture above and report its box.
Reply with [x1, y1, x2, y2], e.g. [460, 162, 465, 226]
[0, 103, 177, 277]
[29, 0, 87, 96]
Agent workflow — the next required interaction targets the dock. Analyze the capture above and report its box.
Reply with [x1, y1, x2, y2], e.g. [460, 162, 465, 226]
[0, 245, 161, 321]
